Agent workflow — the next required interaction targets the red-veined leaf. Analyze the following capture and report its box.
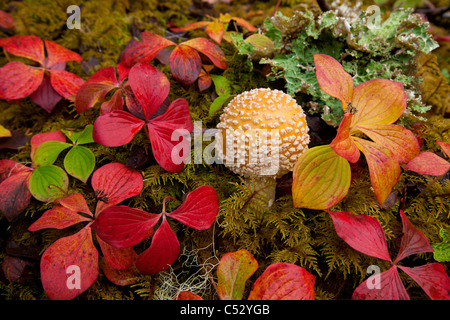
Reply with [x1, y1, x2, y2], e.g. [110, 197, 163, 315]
[92, 110, 145, 147]
[353, 137, 401, 205]
[91, 162, 144, 213]
[217, 249, 258, 300]
[58, 193, 93, 216]
[28, 206, 91, 231]
[327, 210, 391, 261]
[0, 35, 45, 65]
[128, 63, 170, 121]
[394, 210, 434, 264]
[313, 54, 353, 110]
[329, 112, 360, 163]
[92, 205, 159, 248]
[119, 32, 175, 68]
[352, 266, 409, 300]
[182, 37, 228, 69]
[49, 69, 85, 100]
[205, 21, 224, 44]
[404, 152, 450, 176]
[135, 215, 180, 275]
[248, 263, 315, 300]
[29, 76, 63, 113]
[169, 44, 202, 88]
[436, 140, 450, 158]
[354, 124, 420, 164]
[44, 40, 82, 69]
[40, 226, 98, 300]
[147, 98, 193, 172]
[166, 185, 219, 230]
[176, 291, 204, 300]
[96, 235, 137, 270]
[398, 263, 450, 300]
[292, 145, 351, 210]
[0, 171, 32, 221]
[75, 66, 120, 113]
[170, 21, 210, 33]
[30, 130, 66, 162]
[0, 61, 44, 100]
[100, 89, 124, 114]
[350, 79, 406, 127]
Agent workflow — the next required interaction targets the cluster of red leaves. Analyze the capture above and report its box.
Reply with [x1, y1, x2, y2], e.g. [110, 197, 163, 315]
[117, 32, 228, 88]
[328, 210, 450, 299]
[27, 162, 143, 300]
[89, 63, 193, 173]
[0, 130, 66, 221]
[177, 249, 315, 300]
[0, 35, 84, 112]
[92, 185, 220, 275]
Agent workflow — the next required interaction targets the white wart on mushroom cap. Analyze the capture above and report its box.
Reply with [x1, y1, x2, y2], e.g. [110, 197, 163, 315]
[215, 88, 310, 179]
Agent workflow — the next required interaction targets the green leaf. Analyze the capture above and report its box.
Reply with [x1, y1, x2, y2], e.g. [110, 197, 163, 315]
[62, 125, 94, 145]
[217, 249, 258, 300]
[292, 145, 351, 210]
[209, 94, 232, 116]
[432, 229, 450, 262]
[33, 141, 72, 167]
[64, 145, 95, 183]
[210, 74, 231, 96]
[29, 165, 69, 202]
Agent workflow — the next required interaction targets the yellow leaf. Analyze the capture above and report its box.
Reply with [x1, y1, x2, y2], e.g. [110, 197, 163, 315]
[0, 124, 12, 138]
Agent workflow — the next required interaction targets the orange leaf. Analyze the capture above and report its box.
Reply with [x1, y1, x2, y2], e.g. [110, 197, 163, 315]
[170, 21, 210, 33]
[330, 112, 360, 163]
[248, 263, 315, 300]
[232, 17, 257, 32]
[350, 79, 406, 127]
[217, 249, 258, 300]
[176, 291, 203, 300]
[313, 54, 353, 110]
[292, 145, 351, 210]
[205, 21, 224, 44]
[353, 138, 401, 205]
[404, 152, 450, 176]
[182, 37, 228, 69]
[354, 124, 420, 164]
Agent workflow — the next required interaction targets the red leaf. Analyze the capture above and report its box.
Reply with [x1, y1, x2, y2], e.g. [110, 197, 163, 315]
[92, 110, 145, 147]
[0, 171, 32, 221]
[0, 35, 45, 65]
[313, 54, 353, 110]
[399, 263, 450, 300]
[352, 266, 409, 300]
[404, 152, 450, 176]
[44, 40, 82, 69]
[2, 256, 34, 283]
[100, 89, 124, 114]
[0, 61, 44, 100]
[100, 258, 140, 286]
[198, 68, 212, 91]
[205, 21, 225, 44]
[0, 10, 15, 30]
[327, 210, 391, 261]
[437, 140, 450, 158]
[147, 98, 193, 172]
[75, 66, 121, 113]
[30, 130, 66, 162]
[91, 162, 144, 213]
[29, 75, 62, 113]
[182, 38, 228, 69]
[353, 137, 401, 205]
[166, 185, 219, 230]
[96, 235, 137, 270]
[40, 226, 98, 300]
[128, 63, 170, 121]
[135, 215, 180, 274]
[394, 210, 434, 263]
[92, 205, 159, 248]
[0, 159, 32, 181]
[329, 112, 360, 163]
[169, 44, 202, 88]
[176, 291, 203, 300]
[49, 69, 85, 100]
[248, 263, 315, 300]
[58, 193, 93, 216]
[119, 32, 176, 68]
[170, 21, 210, 33]
[28, 206, 91, 231]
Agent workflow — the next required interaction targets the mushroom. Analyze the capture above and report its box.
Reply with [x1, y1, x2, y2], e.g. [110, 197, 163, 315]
[215, 88, 310, 207]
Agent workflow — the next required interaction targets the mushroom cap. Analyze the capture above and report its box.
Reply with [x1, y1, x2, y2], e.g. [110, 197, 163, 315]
[215, 88, 309, 179]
